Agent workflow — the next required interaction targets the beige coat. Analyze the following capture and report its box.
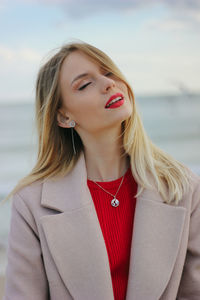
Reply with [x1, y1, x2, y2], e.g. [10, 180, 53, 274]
[3, 151, 200, 300]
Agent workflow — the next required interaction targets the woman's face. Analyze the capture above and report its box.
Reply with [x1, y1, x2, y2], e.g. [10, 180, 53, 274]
[58, 50, 133, 135]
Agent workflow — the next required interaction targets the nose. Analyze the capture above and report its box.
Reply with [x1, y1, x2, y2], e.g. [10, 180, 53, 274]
[101, 74, 116, 93]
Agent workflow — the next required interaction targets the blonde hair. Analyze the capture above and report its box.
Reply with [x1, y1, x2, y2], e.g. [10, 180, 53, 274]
[5, 41, 191, 204]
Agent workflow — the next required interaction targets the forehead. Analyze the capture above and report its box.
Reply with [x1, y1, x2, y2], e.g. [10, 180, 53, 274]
[59, 51, 101, 84]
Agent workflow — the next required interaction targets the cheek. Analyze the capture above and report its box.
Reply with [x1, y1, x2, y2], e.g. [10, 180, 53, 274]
[60, 95, 73, 113]
[119, 83, 131, 101]
[72, 97, 99, 122]
[120, 83, 128, 93]
[75, 99, 106, 131]
[115, 80, 127, 93]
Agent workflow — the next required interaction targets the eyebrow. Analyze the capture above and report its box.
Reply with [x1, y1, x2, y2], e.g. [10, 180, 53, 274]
[71, 73, 89, 86]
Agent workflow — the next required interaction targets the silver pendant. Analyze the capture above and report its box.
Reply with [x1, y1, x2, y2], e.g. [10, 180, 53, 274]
[111, 198, 119, 207]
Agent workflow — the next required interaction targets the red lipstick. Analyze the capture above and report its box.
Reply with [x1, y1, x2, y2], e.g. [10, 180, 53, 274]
[105, 93, 124, 108]
[106, 99, 124, 109]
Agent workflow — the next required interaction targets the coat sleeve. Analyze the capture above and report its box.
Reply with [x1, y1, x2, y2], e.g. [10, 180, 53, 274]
[177, 176, 200, 299]
[3, 193, 49, 300]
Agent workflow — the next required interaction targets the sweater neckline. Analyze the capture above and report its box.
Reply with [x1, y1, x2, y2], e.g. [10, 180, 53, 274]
[87, 165, 132, 190]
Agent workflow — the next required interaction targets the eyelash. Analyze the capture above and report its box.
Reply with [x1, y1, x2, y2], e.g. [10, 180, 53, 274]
[78, 72, 112, 91]
[78, 82, 91, 91]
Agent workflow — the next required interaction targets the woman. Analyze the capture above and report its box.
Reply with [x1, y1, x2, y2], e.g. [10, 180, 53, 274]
[3, 42, 200, 300]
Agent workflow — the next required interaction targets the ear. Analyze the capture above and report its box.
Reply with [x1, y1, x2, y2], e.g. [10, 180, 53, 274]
[57, 110, 70, 128]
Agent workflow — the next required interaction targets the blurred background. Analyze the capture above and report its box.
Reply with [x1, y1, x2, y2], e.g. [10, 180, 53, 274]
[0, 0, 200, 297]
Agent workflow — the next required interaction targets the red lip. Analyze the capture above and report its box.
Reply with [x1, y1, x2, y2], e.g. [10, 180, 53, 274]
[105, 93, 124, 108]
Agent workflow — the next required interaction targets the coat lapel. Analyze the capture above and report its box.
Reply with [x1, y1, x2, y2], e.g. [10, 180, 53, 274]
[41, 152, 115, 300]
[126, 187, 186, 300]
[40, 152, 186, 300]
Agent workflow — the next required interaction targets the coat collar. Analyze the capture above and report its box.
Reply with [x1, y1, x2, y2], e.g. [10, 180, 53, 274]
[41, 152, 91, 212]
[41, 151, 186, 300]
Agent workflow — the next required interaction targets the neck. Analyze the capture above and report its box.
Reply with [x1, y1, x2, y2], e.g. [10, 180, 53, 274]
[81, 126, 130, 182]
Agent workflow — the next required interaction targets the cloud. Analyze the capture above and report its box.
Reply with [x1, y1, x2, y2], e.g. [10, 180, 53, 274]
[0, 45, 43, 101]
[146, 11, 200, 33]
[0, 45, 42, 62]
[15, 0, 200, 32]
[145, 17, 192, 33]
[164, 0, 200, 30]
[165, 0, 200, 11]
[16, 0, 158, 18]
[17, 0, 200, 17]
[0, 46, 14, 61]
[0, 0, 8, 14]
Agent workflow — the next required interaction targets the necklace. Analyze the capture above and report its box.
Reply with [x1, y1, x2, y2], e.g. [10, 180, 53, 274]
[91, 174, 125, 207]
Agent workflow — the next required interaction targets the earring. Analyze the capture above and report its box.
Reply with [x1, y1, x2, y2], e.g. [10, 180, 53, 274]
[69, 120, 76, 128]
[69, 120, 76, 155]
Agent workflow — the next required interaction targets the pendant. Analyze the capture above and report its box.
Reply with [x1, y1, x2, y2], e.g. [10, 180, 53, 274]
[111, 198, 119, 207]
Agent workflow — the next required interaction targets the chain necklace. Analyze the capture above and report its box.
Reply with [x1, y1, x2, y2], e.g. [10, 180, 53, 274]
[91, 175, 125, 207]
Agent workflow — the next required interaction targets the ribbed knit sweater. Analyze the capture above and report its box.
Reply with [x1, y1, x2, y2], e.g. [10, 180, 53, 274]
[87, 166, 138, 300]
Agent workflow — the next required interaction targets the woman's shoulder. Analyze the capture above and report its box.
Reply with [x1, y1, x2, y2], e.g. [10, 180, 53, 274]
[186, 166, 200, 189]
[181, 166, 200, 212]
[12, 179, 45, 217]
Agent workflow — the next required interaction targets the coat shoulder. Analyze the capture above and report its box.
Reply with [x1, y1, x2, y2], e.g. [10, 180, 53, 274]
[181, 167, 200, 212]
[185, 167, 200, 196]
[11, 179, 46, 224]
[13, 179, 43, 206]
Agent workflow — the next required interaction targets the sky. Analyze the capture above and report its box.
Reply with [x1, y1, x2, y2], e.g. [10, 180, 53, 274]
[0, 0, 200, 103]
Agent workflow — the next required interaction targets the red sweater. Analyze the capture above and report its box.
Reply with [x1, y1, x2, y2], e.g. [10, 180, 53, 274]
[87, 166, 138, 300]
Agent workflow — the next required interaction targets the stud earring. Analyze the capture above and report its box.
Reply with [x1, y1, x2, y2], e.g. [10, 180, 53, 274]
[69, 120, 76, 128]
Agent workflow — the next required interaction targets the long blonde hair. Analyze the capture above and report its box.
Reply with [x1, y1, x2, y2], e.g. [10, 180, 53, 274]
[5, 41, 191, 204]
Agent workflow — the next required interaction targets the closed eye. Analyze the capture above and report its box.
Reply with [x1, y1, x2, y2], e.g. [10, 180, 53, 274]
[78, 82, 91, 91]
[105, 72, 112, 76]
[78, 72, 112, 91]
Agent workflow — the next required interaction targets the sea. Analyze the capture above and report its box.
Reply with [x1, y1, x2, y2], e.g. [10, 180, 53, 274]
[0, 94, 200, 272]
